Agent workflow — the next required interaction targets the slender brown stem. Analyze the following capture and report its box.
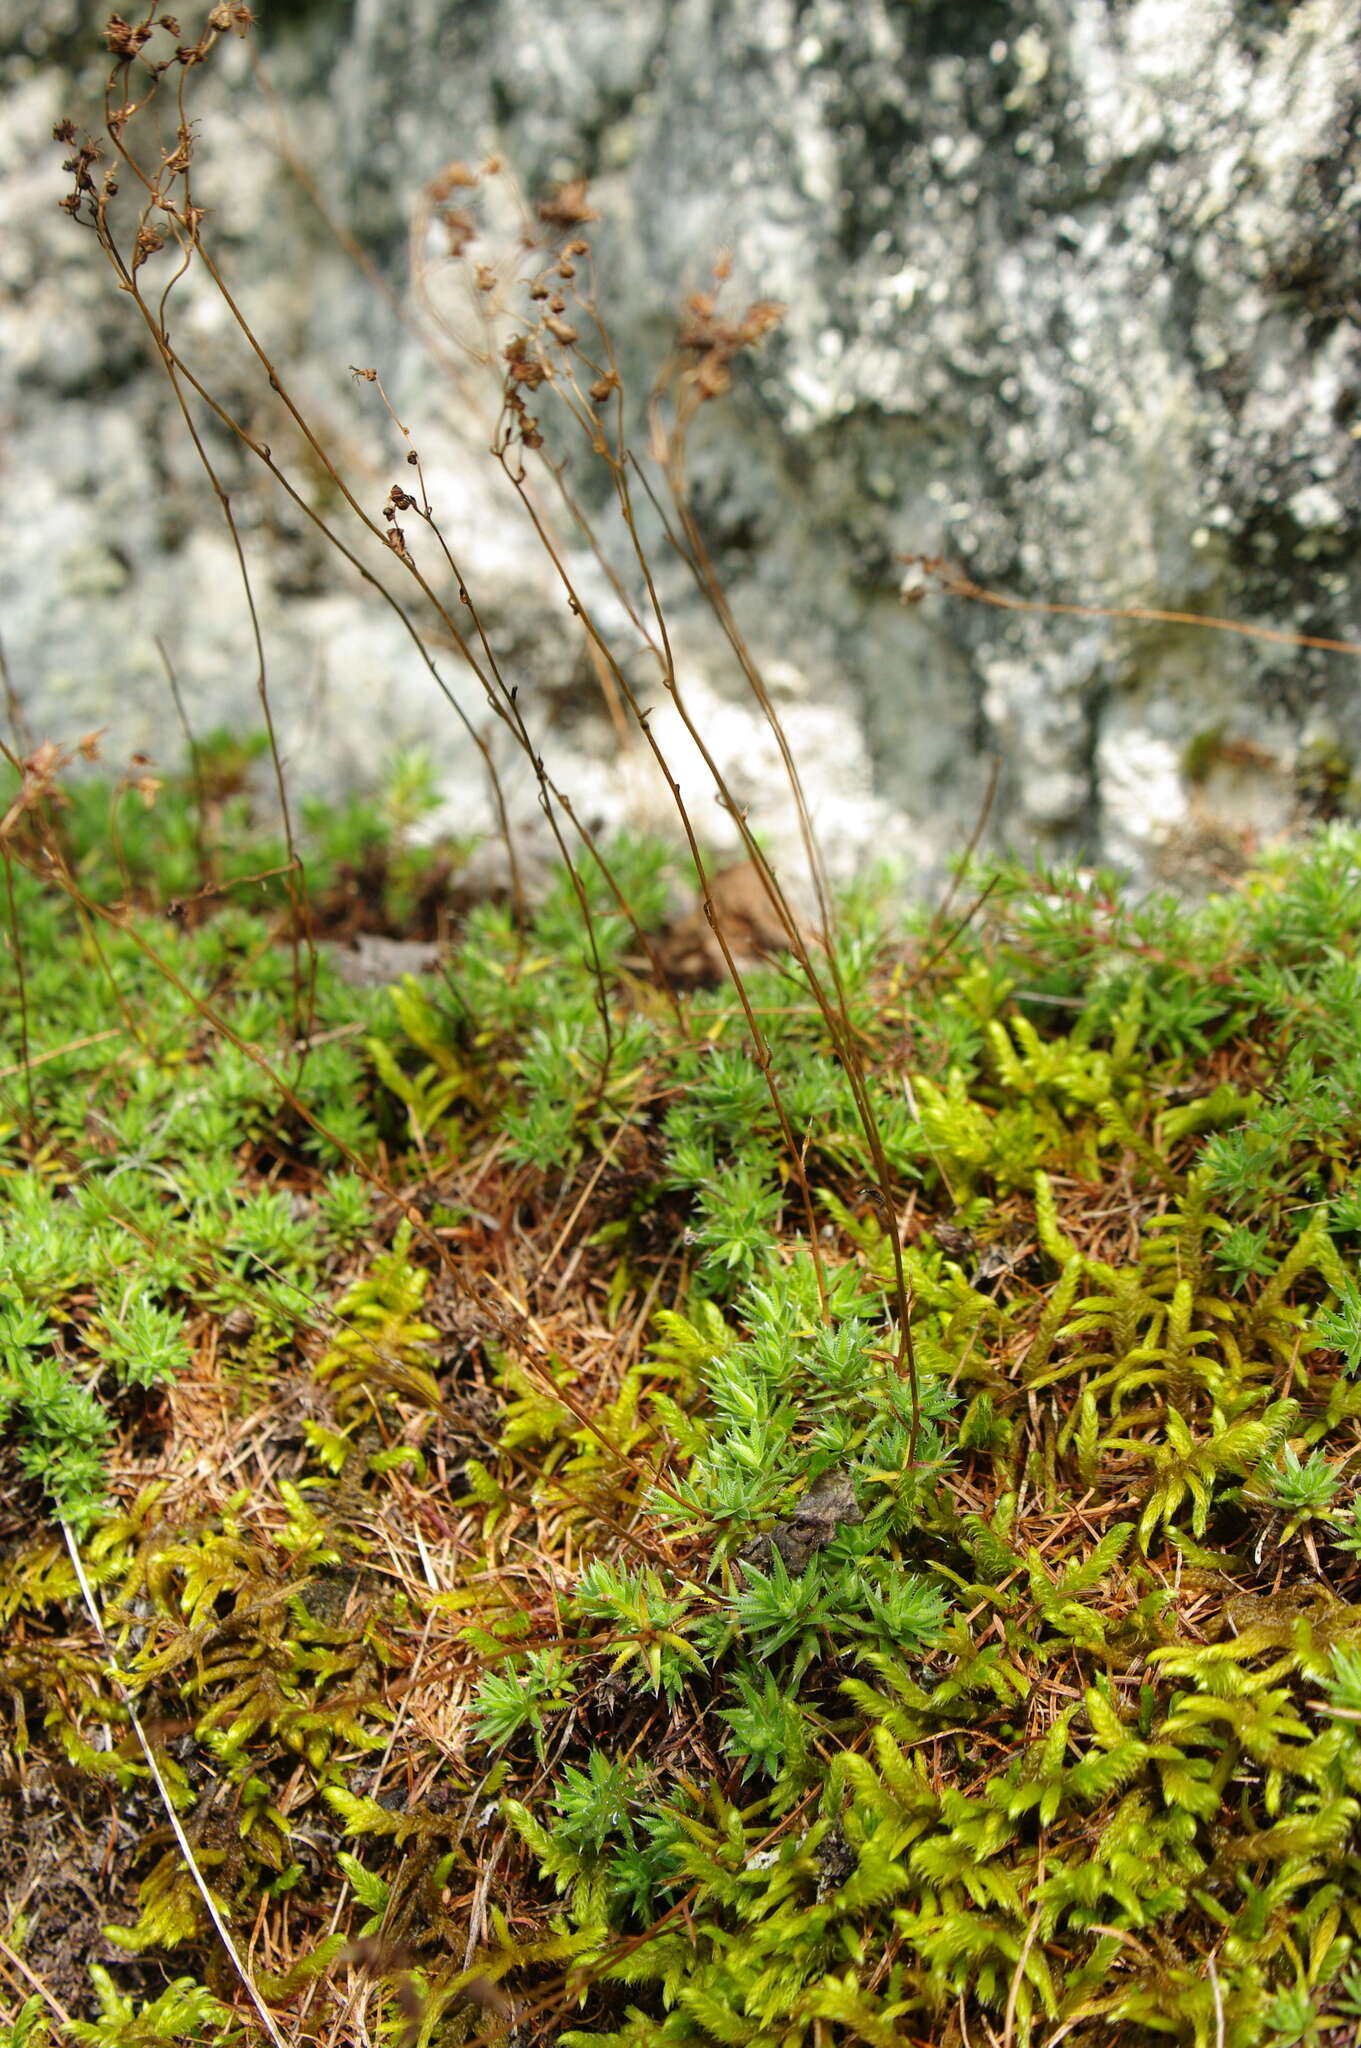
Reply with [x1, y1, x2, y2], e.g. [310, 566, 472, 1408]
[0, 843, 34, 1138]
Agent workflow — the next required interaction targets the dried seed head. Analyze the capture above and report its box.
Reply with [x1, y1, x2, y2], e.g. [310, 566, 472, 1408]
[504, 336, 547, 387]
[442, 208, 476, 256]
[132, 224, 166, 270]
[536, 178, 598, 229]
[672, 293, 786, 405]
[207, 2, 254, 33]
[428, 161, 478, 201]
[57, 129, 101, 216]
[105, 13, 154, 59]
[161, 125, 193, 175]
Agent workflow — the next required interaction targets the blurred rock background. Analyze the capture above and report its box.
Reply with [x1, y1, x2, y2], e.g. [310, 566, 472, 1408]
[3, 0, 1360, 886]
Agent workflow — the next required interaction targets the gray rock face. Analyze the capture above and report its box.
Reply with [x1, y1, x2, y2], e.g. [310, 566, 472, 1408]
[3, 0, 1360, 890]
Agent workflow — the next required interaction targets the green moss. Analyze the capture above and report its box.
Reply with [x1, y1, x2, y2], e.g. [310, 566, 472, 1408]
[10, 754, 1361, 2041]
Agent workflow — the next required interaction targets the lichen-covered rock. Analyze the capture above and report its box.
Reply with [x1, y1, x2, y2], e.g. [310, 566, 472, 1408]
[3, 0, 1359, 885]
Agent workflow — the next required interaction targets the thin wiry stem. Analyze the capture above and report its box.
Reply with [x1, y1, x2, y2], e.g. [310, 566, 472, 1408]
[63, 1524, 294, 2048]
[0, 842, 34, 1137]
[499, 454, 836, 1329]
